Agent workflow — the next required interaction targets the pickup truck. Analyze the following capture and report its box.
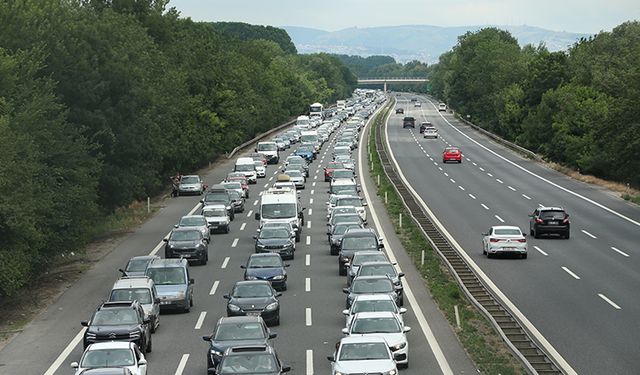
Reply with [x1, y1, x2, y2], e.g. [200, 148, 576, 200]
[402, 116, 416, 128]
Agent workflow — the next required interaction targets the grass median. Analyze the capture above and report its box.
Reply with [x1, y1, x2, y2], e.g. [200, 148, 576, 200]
[367, 99, 525, 375]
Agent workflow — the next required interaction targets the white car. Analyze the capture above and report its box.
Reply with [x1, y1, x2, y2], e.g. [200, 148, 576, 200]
[414, 102, 421, 107]
[283, 169, 306, 189]
[342, 294, 406, 328]
[71, 341, 147, 375]
[423, 127, 438, 139]
[328, 336, 398, 375]
[254, 161, 266, 178]
[342, 312, 411, 367]
[482, 225, 528, 259]
[438, 103, 447, 112]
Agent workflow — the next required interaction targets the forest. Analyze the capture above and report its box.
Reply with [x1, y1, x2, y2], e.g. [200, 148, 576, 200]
[0, 0, 356, 296]
[428, 23, 640, 188]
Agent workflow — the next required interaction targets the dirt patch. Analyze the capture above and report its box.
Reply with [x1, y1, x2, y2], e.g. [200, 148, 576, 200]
[546, 161, 638, 198]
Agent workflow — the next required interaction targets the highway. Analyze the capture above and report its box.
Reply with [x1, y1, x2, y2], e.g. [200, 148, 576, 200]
[0, 103, 477, 375]
[386, 93, 640, 375]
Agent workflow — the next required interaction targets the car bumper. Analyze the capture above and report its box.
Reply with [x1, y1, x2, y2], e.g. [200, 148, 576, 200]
[178, 188, 201, 195]
[487, 245, 527, 254]
[228, 308, 279, 324]
[158, 297, 189, 310]
[256, 247, 294, 259]
[166, 249, 206, 260]
[391, 344, 409, 364]
[535, 225, 569, 234]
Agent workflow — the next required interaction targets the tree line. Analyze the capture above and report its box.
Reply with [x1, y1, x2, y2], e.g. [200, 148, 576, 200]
[0, 0, 356, 296]
[428, 22, 640, 187]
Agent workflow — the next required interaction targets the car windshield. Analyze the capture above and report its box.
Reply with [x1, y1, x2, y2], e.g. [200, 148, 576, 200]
[179, 217, 207, 227]
[328, 163, 343, 169]
[203, 208, 227, 217]
[214, 322, 265, 341]
[297, 146, 313, 152]
[352, 279, 393, 293]
[248, 256, 283, 268]
[494, 228, 522, 235]
[259, 228, 290, 239]
[170, 230, 201, 241]
[236, 164, 254, 172]
[359, 264, 396, 277]
[446, 148, 459, 153]
[125, 258, 151, 273]
[541, 211, 566, 220]
[257, 143, 277, 151]
[288, 158, 304, 165]
[351, 317, 401, 334]
[220, 353, 277, 373]
[261, 203, 296, 219]
[352, 300, 397, 314]
[254, 162, 263, 167]
[333, 207, 357, 215]
[233, 284, 273, 298]
[204, 193, 228, 203]
[92, 309, 138, 326]
[224, 182, 242, 189]
[342, 236, 377, 250]
[331, 185, 357, 195]
[333, 170, 354, 178]
[334, 223, 360, 235]
[81, 349, 135, 368]
[110, 288, 152, 304]
[337, 198, 361, 207]
[229, 191, 242, 200]
[181, 176, 199, 184]
[338, 342, 390, 361]
[284, 170, 302, 178]
[333, 215, 361, 226]
[146, 268, 186, 285]
[353, 253, 388, 266]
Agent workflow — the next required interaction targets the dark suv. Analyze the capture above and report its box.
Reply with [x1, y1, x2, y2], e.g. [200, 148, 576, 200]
[529, 207, 570, 239]
[213, 345, 290, 375]
[81, 301, 152, 352]
[402, 116, 415, 128]
[338, 228, 383, 276]
[164, 227, 209, 265]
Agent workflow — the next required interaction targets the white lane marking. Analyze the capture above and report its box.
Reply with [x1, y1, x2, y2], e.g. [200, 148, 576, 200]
[538, 203, 545, 207]
[312, 182, 316, 187]
[240, 223, 246, 231]
[534, 246, 548, 256]
[308, 208, 313, 215]
[306, 235, 311, 245]
[305, 308, 312, 326]
[522, 194, 531, 200]
[458, 186, 465, 191]
[305, 254, 310, 266]
[315, 169, 320, 174]
[231, 238, 239, 247]
[314, 175, 317, 180]
[598, 293, 621, 310]
[263, 183, 269, 188]
[472, 162, 477, 166]
[307, 221, 311, 229]
[487, 173, 493, 177]
[306, 349, 314, 375]
[310, 189, 315, 195]
[611, 246, 630, 257]
[42, 328, 86, 375]
[305, 278, 311, 292]
[481, 203, 490, 210]
[449, 178, 456, 183]
[562, 266, 581, 280]
[273, 170, 278, 175]
[479, 167, 485, 171]
[508, 186, 516, 191]
[496, 179, 504, 184]
[468, 194, 476, 200]
[247, 210, 253, 218]
[581, 230, 597, 239]
[268, 176, 273, 181]
[221, 257, 230, 268]
[495, 215, 505, 223]
[438, 167, 443, 171]
[194, 312, 207, 330]
[253, 200, 258, 206]
[175, 354, 189, 375]
[443, 172, 449, 177]
[310, 198, 314, 204]
[209, 280, 220, 295]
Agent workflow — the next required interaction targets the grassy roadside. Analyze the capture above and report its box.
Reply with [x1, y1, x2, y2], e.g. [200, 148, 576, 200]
[367, 100, 525, 374]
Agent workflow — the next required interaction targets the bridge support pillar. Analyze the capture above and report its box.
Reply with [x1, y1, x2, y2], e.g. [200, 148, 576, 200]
[384, 81, 387, 92]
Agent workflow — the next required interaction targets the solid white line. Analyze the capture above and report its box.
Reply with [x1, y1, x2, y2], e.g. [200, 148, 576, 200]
[247, 210, 253, 218]
[305, 278, 311, 292]
[194, 312, 207, 330]
[309, 198, 314, 204]
[468, 194, 476, 200]
[306, 236, 311, 245]
[43, 328, 86, 375]
[562, 266, 581, 280]
[534, 246, 548, 256]
[209, 280, 220, 295]
[522, 194, 531, 200]
[231, 238, 239, 247]
[581, 229, 597, 239]
[221, 256, 230, 268]
[495, 215, 505, 223]
[175, 354, 190, 375]
[496, 179, 504, 184]
[598, 293, 621, 310]
[481, 203, 490, 210]
[308, 208, 313, 215]
[458, 186, 465, 191]
[611, 246, 630, 257]
[240, 223, 246, 231]
[305, 254, 310, 266]
[305, 308, 312, 326]
[508, 186, 516, 191]
[306, 350, 314, 375]
[307, 221, 311, 229]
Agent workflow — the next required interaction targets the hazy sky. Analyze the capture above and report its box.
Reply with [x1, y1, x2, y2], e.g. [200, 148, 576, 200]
[172, 0, 639, 34]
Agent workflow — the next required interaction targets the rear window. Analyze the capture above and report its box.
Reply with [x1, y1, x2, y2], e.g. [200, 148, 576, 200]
[541, 211, 566, 219]
[494, 228, 522, 236]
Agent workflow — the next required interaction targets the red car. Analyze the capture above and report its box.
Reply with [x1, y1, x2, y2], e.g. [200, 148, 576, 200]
[442, 147, 462, 163]
[324, 161, 344, 182]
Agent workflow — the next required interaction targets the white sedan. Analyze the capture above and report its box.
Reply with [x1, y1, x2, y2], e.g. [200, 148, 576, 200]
[482, 225, 528, 259]
[71, 341, 147, 375]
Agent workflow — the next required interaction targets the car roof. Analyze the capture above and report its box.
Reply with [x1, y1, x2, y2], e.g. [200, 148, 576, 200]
[353, 294, 395, 302]
[112, 276, 154, 289]
[491, 225, 522, 231]
[147, 258, 188, 269]
[353, 311, 397, 319]
[344, 228, 376, 237]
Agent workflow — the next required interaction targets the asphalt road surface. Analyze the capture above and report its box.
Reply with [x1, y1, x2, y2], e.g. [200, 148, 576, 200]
[387, 93, 640, 375]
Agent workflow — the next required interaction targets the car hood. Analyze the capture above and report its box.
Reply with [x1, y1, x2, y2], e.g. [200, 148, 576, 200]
[230, 297, 274, 309]
[155, 284, 187, 296]
[245, 267, 285, 279]
[257, 238, 291, 247]
[210, 337, 268, 352]
[349, 332, 406, 347]
[334, 359, 396, 373]
[88, 324, 137, 334]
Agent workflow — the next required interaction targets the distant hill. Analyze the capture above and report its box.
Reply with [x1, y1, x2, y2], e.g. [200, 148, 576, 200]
[283, 25, 590, 64]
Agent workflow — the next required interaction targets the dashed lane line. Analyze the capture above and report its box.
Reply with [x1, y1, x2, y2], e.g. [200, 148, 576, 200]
[534, 246, 548, 256]
[562, 266, 581, 280]
[598, 293, 621, 310]
[581, 230, 597, 239]
[481, 203, 490, 210]
[306, 236, 311, 245]
[305, 308, 312, 326]
[611, 247, 629, 257]
[495, 215, 505, 223]
[305, 254, 310, 266]
[194, 312, 207, 330]
[305, 278, 311, 292]
[174, 354, 189, 375]
[240, 223, 246, 231]
[221, 257, 231, 268]
[209, 281, 220, 295]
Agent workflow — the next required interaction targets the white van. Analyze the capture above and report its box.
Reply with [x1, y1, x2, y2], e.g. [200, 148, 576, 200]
[296, 115, 310, 127]
[255, 141, 279, 164]
[255, 187, 304, 241]
[234, 157, 257, 184]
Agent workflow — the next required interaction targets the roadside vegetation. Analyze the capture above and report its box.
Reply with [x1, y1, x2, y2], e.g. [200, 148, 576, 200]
[428, 22, 640, 190]
[368, 100, 524, 374]
[0, 0, 356, 297]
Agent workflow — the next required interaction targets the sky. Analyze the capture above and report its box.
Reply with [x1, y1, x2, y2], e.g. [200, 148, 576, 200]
[171, 0, 639, 34]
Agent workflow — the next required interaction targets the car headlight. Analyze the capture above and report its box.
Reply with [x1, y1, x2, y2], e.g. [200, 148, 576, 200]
[386, 370, 397, 375]
[210, 349, 223, 357]
[392, 342, 407, 350]
[129, 331, 141, 339]
[265, 302, 279, 311]
[256, 244, 265, 249]
[340, 256, 350, 262]
[228, 304, 241, 312]
[246, 276, 258, 280]
[272, 275, 285, 280]
[175, 291, 186, 299]
[86, 332, 97, 339]
[283, 242, 293, 249]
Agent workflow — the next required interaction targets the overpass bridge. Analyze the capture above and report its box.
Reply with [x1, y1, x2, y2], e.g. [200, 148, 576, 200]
[357, 77, 428, 91]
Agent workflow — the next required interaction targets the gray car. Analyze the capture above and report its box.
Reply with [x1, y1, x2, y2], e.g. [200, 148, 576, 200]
[328, 336, 398, 375]
[145, 258, 194, 313]
[327, 222, 362, 255]
[164, 227, 209, 265]
[346, 251, 391, 286]
[343, 275, 399, 308]
[175, 215, 211, 243]
[354, 262, 405, 306]
[202, 204, 231, 234]
[283, 169, 305, 189]
[178, 175, 204, 196]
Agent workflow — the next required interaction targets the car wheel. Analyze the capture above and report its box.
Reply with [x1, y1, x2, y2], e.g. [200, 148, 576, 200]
[399, 362, 409, 369]
[282, 283, 288, 291]
[530, 228, 534, 236]
[486, 252, 493, 259]
[398, 295, 404, 306]
[339, 265, 347, 276]
[146, 335, 152, 353]
[533, 229, 540, 239]
[202, 252, 208, 265]
[151, 317, 157, 333]
[225, 225, 230, 234]
[522, 254, 528, 259]
[565, 231, 570, 239]
[273, 315, 280, 326]
[442, 159, 446, 163]
[295, 234, 300, 243]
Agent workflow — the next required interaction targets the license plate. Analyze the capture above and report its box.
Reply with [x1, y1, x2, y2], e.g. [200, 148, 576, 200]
[503, 247, 515, 251]
[247, 312, 261, 317]
[549, 221, 558, 225]
[182, 254, 191, 258]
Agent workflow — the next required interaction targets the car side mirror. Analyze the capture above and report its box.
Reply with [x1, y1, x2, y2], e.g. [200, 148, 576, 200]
[163, 238, 168, 242]
[403, 326, 412, 333]
[240, 265, 246, 269]
[155, 298, 161, 304]
[269, 332, 278, 339]
[523, 233, 527, 237]
[399, 307, 407, 314]
[327, 355, 335, 362]
[282, 366, 291, 373]
[341, 328, 349, 334]
[342, 309, 349, 315]
[398, 273, 405, 278]
[285, 264, 290, 268]
[173, 224, 179, 228]
[189, 278, 195, 285]
[482, 232, 489, 236]
[207, 368, 217, 375]
[223, 294, 230, 299]
[362, 202, 368, 206]
[139, 358, 147, 366]
[276, 292, 282, 297]
[144, 318, 151, 324]
[200, 199, 204, 203]
[342, 288, 349, 294]
[254, 212, 260, 220]
[80, 320, 88, 327]
[70, 362, 79, 369]
[378, 243, 384, 248]
[252, 235, 257, 239]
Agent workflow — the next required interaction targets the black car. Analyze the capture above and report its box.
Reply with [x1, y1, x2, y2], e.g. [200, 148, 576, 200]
[343, 275, 399, 308]
[202, 185, 235, 220]
[254, 227, 295, 260]
[529, 206, 570, 238]
[355, 262, 405, 306]
[211, 345, 290, 375]
[202, 316, 277, 369]
[163, 227, 209, 265]
[228, 190, 245, 213]
[338, 228, 383, 276]
[224, 281, 281, 326]
[395, 108, 404, 114]
[328, 222, 362, 256]
[242, 253, 290, 291]
[81, 301, 152, 353]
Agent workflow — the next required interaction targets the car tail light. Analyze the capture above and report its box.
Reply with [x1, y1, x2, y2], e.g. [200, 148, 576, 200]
[489, 238, 500, 242]
[562, 218, 570, 224]
[517, 238, 527, 243]
[535, 218, 543, 224]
